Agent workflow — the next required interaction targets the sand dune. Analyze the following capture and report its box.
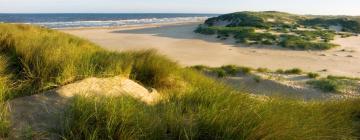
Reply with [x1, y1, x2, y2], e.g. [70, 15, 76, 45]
[8, 76, 158, 139]
[63, 23, 360, 77]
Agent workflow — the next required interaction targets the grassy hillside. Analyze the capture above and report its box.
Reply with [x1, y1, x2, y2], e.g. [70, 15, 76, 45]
[195, 11, 360, 50]
[0, 24, 360, 139]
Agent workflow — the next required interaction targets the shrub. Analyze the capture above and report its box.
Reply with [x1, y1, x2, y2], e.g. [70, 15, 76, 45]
[284, 68, 303, 74]
[239, 67, 252, 74]
[307, 78, 340, 92]
[307, 72, 320, 78]
[215, 69, 227, 78]
[220, 65, 240, 76]
[276, 69, 285, 73]
[253, 75, 261, 83]
[190, 65, 210, 71]
[256, 68, 270, 73]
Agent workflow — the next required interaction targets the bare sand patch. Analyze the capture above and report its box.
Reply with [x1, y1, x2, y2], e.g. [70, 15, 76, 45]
[63, 23, 360, 77]
[8, 77, 158, 139]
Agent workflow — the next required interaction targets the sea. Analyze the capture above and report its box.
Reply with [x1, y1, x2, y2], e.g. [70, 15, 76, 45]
[0, 13, 217, 29]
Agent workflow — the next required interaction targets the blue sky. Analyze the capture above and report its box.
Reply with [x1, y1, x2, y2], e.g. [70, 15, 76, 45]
[0, 0, 359, 15]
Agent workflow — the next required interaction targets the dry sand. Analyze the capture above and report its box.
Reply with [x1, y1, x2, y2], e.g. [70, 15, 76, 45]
[62, 23, 360, 77]
[8, 76, 159, 139]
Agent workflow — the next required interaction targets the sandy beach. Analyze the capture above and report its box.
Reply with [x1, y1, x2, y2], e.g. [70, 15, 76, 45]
[62, 22, 360, 77]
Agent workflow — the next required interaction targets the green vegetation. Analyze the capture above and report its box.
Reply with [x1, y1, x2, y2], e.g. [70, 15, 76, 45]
[275, 68, 303, 74]
[256, 68, 270, 73]
[0, 55, 10, 137]
[307, 75, 359, 93]
[307, 72, 320, 79]
[195, 11, 360, 50]
[195, 26, 278, 45]
[0, 24, 360, 139]
[300, 18, 360, 33]
[279, 35, 338, 50]
[292, 30, 336, 42]
[190, 65, 252, 78]
[0, 24, 181, 99]
[204, 11, 300, 29]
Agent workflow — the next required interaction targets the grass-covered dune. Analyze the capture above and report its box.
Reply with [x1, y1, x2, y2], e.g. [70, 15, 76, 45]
[0, 24, 360, 139]
[195, 11, 360, 50]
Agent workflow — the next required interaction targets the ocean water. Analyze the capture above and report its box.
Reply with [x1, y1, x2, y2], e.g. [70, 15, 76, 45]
[0, 13, 217, 28]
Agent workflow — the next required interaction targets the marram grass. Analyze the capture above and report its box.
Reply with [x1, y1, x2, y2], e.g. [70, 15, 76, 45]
[0, 24, 359, 139]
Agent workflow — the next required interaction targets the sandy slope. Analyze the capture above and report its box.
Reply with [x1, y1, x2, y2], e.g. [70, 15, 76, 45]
[8, 77, 158, 139]
[222, 73, 359, 100]
[63, 23, 360, 77]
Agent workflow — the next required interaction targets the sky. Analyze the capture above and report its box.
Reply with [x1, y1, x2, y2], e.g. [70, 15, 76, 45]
[0, 0, 359, 15]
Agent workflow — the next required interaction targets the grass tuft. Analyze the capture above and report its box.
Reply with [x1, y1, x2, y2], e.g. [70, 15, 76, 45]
[307, 72, 320, 79]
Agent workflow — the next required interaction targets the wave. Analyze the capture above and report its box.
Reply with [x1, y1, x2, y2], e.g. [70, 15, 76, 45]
[27, 16, 209, 29]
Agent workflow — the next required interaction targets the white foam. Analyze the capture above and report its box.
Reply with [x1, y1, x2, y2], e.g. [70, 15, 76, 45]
[29, 16, 209, 29]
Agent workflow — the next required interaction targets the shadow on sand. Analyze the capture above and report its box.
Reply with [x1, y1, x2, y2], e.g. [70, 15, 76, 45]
[110, 23, 295, 51]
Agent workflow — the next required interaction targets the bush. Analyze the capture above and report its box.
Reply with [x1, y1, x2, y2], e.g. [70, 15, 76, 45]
[239, 67, 252, 74]
[284, 68, 303, 74]
[190, 65, 210, 71]
[215, 69, 227, 78]
[276, 69, 285, 73]
[253, 75, 261, 83]
[307, 72, 320, 78]
[307, 78, 340, 92]
[256, 68, 270, 73]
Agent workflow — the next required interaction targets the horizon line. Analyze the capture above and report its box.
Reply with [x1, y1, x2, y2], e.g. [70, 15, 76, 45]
[0, 11, 359, 16]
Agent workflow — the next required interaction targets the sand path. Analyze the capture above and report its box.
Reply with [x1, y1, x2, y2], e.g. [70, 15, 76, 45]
[63, 23, 360, 77]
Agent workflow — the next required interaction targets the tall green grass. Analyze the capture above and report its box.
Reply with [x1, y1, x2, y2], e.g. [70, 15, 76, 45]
[0, 24, 359, 139]
[0, 55, 10, 138]
[62, 72, 360, 139]
[0, 24, 178, 99]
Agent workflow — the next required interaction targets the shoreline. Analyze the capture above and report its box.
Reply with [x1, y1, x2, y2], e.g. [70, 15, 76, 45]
[58, 21, 203, 31]
[62, 22, 360, 77]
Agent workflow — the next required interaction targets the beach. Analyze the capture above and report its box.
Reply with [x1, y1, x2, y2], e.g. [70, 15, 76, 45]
[63, 22, 360, 77]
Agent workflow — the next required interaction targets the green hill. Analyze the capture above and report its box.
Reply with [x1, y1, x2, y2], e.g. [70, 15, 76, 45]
[0, 24, 359, 139]
[196, 11, 360, 50]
